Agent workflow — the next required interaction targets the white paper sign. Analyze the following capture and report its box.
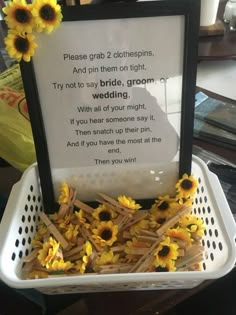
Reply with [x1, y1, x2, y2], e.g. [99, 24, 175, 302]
[32, 15, 184, 200]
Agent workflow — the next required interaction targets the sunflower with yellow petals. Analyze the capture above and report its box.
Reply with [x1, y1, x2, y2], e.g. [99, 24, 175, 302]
[179, 215, 205, 237]
[75, 241, 93, 274]
[31, 0, 62, 34]
[3, 0, 34, 34]
[130, 219, 149, 236]
[151, 258, 176, 272]
[47, 259, 74, 273]
[166, 227, 193, 246]
[37, 237, 60, 268]
[96, 250, 119, 266]
[152, 195, 181, 217]
[118, 195, 141, 211]
[58, 182, 70, 205]
[92, 221, 118, 247]
[148, 208, 169, 229]
[176, 173, 198, 199]
[92, 204, 117, 222]
[64, 224, 79, 244]
[4, 30, 37, 62]
[154, 237, 179, 265]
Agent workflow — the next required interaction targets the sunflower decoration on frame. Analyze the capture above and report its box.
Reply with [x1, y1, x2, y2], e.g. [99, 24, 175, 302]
[3, 0, 63, 62]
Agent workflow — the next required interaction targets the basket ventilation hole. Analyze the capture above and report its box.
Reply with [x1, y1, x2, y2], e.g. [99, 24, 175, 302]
[21, 215, 25, 223]
[202, 207, 206, 214]
[18, 227, 22, 235]
[35, 205, 38, 211]
[33, 215, 36, 222]
[28, 215, 31, 223]
[22, 238, 26, 246]
[210, 253, 214, 261]
[207, 206, 211, 214]
[25, 249, 29, 256]
[19, 251, 23, 259]
[30, 185, 33, 192]
[197, 188, 200, 194]
[15, 239, 19, 247]
[11, 253, 16, 261]
[209, 229, 213, 237]
[218, 242, 223, 251]
[201, 186, 204, 193]
[198, 177, 201, 184]
[25, 226, 29, 233]
[195, 198, 198, 205]
[27, 195, 31, 202]
[211, 217, 215, 225]
[202, 239, 205, 246]
[38, 196, 41, 202]
[28, 237, 32, 244]
[204, 196, 207, 203]
[33, 196, 36, 202]
[24, 205, 28, 212]
[199, 197, 202, 204]
[205, 218, 209, 225]
[207, 240, 211, 248]
[202, 262, 206, 270]
[30, 226, 34, 233]
[212, 241, 216, 249]
[30, 205, 34, 212]
[215, 229, 218, 237]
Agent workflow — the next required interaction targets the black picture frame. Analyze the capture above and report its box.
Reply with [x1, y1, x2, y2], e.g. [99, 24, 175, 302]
[20, 0, 200, 213]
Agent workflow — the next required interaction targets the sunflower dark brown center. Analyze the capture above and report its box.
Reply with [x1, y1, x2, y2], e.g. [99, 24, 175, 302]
[181, 179, 193, 190]
[101, 228, 112, 241]
[157, 218, 166, 224]
[155, 266, 169, 272]
[39, 4, 55, 21]
[14, 36, 29, 53]
[99, 211, 111, 221]
[158, 201, 169, 211]
[15, 8, 30, 23]
[158, 245, 170, 257]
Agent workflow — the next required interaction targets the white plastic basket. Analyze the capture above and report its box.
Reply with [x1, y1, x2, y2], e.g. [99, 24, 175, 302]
[0, 155, 236, 295]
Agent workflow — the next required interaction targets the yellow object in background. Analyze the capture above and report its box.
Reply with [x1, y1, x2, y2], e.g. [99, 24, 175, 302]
[0, 86, 36, 172]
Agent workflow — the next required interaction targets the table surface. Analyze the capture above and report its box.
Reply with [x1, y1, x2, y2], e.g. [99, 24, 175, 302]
[198, 0, 236, 60]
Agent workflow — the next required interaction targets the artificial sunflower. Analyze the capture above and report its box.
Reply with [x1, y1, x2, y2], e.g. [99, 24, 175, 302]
[75, 241, 93, 274]
[166, 227, 193, 246]
[58, 182, 70, 205]
[129, 219, 149, 236]
[96, 250, 119, 266]
[92, 204, 116, 222]
[37, 237, 60, 268]
[176, 173, 198, 199]
[151, 258, 176, 272]
[148, 207, 169, 229]
[64, 223, 79, 244]
[152, 195, 181, 217]
[3, 0, 34, 33]
[92, 221, 118, 247]
[179, 214, 205, 237]
[47, 259, 74, 273]
[4, 30, 37, 62]
[154, 236, 179, 265]
[31, 0, 63, 34]
[118, 195, 141, 211]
